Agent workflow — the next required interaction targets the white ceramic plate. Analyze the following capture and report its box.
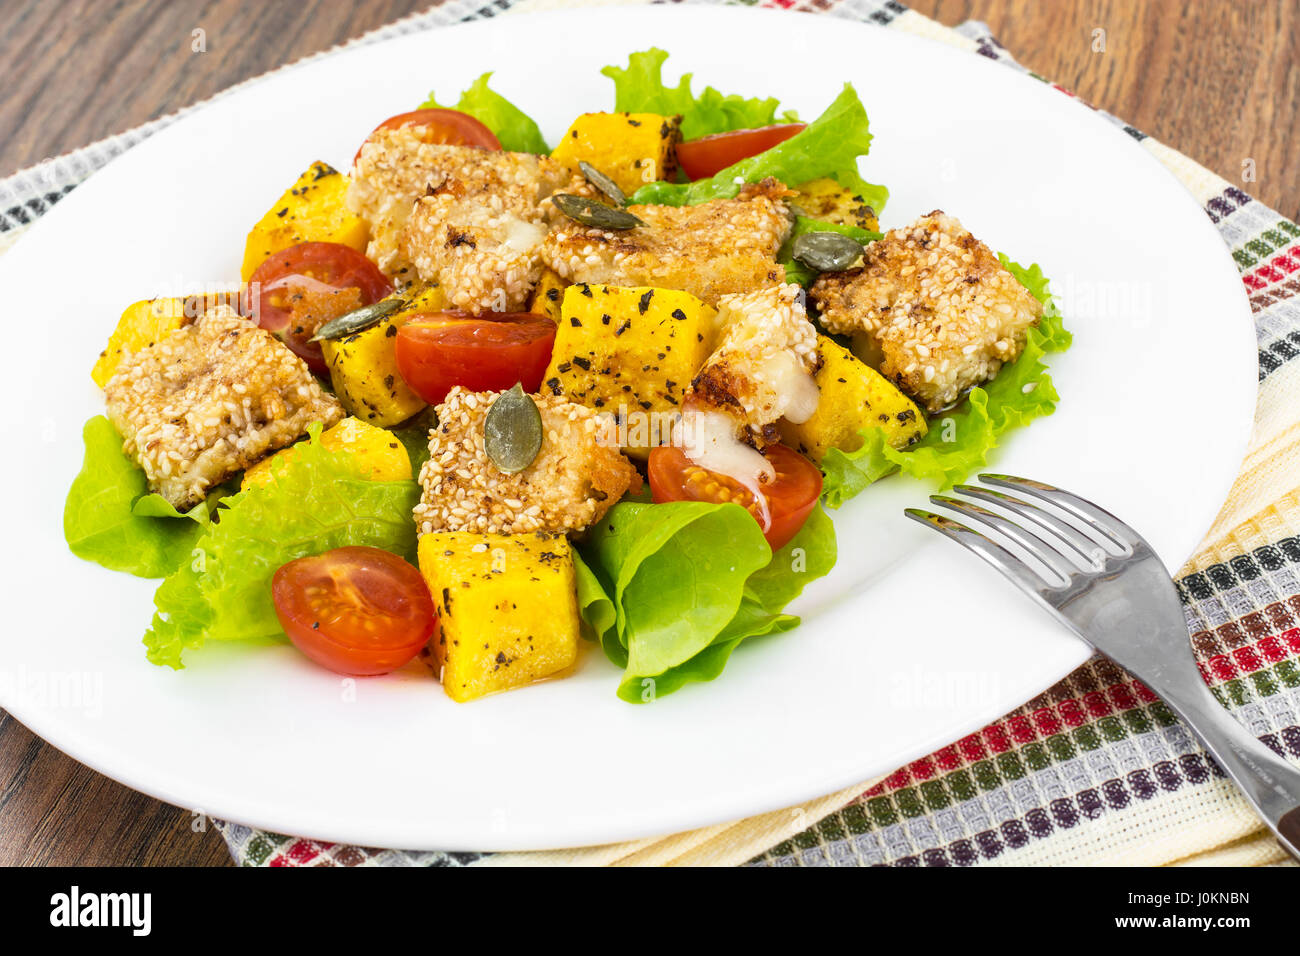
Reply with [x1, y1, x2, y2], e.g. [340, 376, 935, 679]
[0, 6, 1255, 851]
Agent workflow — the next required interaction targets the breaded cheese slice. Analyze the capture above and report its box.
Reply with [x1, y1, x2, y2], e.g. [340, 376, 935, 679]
[539, 179, 794, 306]
[811, 210, 1042, 412]
[348, 130, 570, 287]
[104, 305, 343, 509]
[413, 387, 637, 537]
[687, 283, 821, 444]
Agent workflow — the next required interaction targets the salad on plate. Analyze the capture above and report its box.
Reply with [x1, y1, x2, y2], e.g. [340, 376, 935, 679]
[64, 49, 1070, 703]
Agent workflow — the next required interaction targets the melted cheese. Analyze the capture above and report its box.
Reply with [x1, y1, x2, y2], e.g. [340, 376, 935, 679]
[762, 350, 820, 424]
[501, 216, 547, 254]
[676, 409, 773, 529]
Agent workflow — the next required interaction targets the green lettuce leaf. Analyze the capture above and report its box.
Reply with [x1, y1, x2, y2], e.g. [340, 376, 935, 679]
[820, 256, 1072, 505]
[626, 84, 883, 209]
[576, 500, 836, 702]
[64, 417, 210, 578]
[600, 48, 798, 141]
[143, 425, 421, 669]
[420, 72, 549, 154]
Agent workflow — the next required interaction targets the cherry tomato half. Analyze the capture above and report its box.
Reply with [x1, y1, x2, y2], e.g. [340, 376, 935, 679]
[249, 241, 392, 375]
[648, 442, 822, 552]
[394, 312, 557, 406]
[675, 123, 807, 181]
[354, 108, 502, 165]
[272, 546, 436, 677]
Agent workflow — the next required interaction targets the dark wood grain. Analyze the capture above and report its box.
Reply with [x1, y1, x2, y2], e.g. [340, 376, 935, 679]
[0, 0, 1294, 867]
[913, 0, 1299, 218]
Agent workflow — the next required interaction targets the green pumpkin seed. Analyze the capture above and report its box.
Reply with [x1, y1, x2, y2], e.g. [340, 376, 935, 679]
[553, 193, 643, 231]
[791, 232, 864, 273]
[310, 297, 406, 342]
[578, 161, 627, 206]
[484, 383, 543, 474]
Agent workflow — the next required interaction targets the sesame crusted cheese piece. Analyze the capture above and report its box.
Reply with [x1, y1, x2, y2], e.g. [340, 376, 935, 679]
[538, 178, 795, 306]
[403, 172, 555, 313]
[811, 210, 1043, 413]
[347, 130, 570, 286]
[103, 305, 343, 509]
[687, 284, 821, 443]
[413, 387, 637, 536]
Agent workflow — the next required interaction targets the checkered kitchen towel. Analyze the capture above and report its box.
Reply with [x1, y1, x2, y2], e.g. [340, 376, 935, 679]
[7, 0, 1299, 866]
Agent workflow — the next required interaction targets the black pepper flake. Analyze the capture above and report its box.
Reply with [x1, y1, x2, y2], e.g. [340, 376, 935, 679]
[614, 321, 631, 337]
[671, 308, 687, 321]
[546, 288, 560, 301]
[385, 324, 398, 338]
[572, 356, 591, 370]
[601, 313, 611, 325]
[275, 207, 289, 218]
[546, 377, 562, 395]
[569, 316, 582, 327]
[384, 375, 395, 388]
[579, 284, 593, 297]
[638, 400, 652, 410]
[556, 362, 572, 373]
[638, 290, 654, 314]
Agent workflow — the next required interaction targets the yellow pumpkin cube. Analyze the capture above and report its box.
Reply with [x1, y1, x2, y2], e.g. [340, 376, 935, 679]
[92, 298, 190, 388]
[791, 178, 880, 232]
[241, 417, 411, 490]
[321, 286, 446, 427]
[528, 268, 567, 323]
[542, 284, 716, 455]
[418, 532, 580, 702]
[240, 161, 369, 282]
[551, 112, 681, 196]
[779, 335, 927, 459]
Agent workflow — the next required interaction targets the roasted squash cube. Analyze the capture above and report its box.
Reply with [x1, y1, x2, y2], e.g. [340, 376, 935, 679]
[791, 178, 880, 232]
[321, 286, 445, 427]
[92, 298, 190, 388]
[551, 112, 681, 196]
[241, 417, 412, 490]
[241, 161, 370, 282]
[779, 335, 926, 459]
[418, 532, 580, 703]
[542, 284, 715, 455]
[528, 267, 567, 323]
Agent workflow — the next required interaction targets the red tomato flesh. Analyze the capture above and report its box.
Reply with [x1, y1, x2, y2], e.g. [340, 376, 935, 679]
[354, 108, 501, 165]
[272, 546, 436, 677]
[647, 442, 822, 552]
[394, 312, 557, 406]
[249, 241, 392, 376]
[675, 124, 807, 181]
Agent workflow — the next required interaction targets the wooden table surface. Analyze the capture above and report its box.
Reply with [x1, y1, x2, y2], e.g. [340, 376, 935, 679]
[0, 0, 1295, 866]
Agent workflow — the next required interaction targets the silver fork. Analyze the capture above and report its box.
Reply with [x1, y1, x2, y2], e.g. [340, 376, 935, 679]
[906, 474, 1300, 861]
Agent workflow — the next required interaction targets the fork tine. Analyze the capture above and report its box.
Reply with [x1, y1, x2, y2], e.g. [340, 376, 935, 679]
[978, 474, 1140, 554]
[930, 494, 1074, 586]
[905, 508, 1057, 603]
[952, 484, 1101, 570]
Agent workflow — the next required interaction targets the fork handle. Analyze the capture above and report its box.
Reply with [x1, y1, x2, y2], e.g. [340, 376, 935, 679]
[1107, 628, 1300, 861]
